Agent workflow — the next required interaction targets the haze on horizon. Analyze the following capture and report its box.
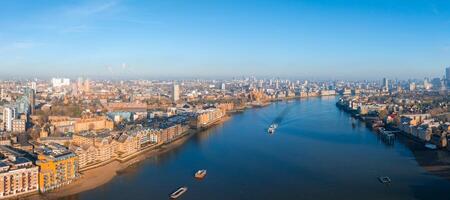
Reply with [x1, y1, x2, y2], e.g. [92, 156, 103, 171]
[0, 0, 449, 80]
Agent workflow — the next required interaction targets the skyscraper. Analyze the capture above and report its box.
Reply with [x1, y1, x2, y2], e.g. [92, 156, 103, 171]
[172, 83, 180, 102]
[84, 79, 90, 92]
[77, 77, 84, 91]
[446, 67, 450, 87]
[221, 83, 226, 90]
[23, 87, 35, 114]
[382, 78, 389, 91]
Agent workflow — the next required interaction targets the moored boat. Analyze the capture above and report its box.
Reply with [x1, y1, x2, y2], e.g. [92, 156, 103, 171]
[170, 187, 188, 199]
[195, 169, 207, 179]
[425, 143, 437, 150]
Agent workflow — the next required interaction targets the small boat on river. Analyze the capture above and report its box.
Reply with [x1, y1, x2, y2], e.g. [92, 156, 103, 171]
[170, 187, 188, 199]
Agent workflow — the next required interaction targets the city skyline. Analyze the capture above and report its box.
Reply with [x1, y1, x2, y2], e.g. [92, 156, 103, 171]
[1, 0, 449, 79]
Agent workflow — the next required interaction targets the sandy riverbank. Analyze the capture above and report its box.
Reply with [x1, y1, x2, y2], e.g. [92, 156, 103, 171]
[34, 115, 231, 199]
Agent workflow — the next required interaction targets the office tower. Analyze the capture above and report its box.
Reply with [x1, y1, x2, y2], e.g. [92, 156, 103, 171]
[446, 67, 450, 87]
[382, 78, 389, 91]
[172, 84, 180, 102]
[409, 82, 416, 91]
[221, 83, 226, 90]
[431, 78, 441, 89]
[30, 81, 36, 91]
[77, 77, 83, 91]
[24, 87, 35, 114]
[424, 78, 432, 90]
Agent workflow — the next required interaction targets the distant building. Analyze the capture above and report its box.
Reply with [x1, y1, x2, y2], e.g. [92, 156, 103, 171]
[74, 116, 114, 133]
[24, 88, 35, 115]
[382, 78, 389, 92]
[446, 66, 450, 87]
[409, 82, 416, 91]
[51, 78, 70, 87]
[431, 78, 441, 89]
[172, 84, 180, 102]
[221, 83, 226, 90]
[84, 79, 90, 93]
[2, 107, 16, 132]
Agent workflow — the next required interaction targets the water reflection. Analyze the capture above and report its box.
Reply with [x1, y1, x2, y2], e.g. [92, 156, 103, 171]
[62, 97, 450, 200]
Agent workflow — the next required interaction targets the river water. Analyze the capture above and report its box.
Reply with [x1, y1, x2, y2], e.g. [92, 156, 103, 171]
[65, 96, 450, 200]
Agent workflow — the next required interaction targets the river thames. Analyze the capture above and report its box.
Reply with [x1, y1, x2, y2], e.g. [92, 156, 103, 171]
[64, 96, 450, 200]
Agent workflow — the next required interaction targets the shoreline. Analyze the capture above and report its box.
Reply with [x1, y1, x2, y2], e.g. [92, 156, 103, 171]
[30, 97, 321, 199]
[35, 115, 231, 199]
[337, 102, 450, 181]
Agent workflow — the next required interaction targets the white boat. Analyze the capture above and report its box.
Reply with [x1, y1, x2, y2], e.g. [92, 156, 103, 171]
[268, 123, 278, 134]
[425, 143, 437, 150]
[195, 169, 207, 179]
[170, 187, 188, 199]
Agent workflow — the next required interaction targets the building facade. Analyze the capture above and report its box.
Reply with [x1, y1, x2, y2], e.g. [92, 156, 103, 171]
[35, 144, 78, 192]
[0, 146, 39, 199]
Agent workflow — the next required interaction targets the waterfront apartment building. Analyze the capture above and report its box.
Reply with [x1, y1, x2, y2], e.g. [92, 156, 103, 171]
[69, 144, 97, 169]
[35, 144, 78, 192]
[320, 90, 337, 96]
[74, 116, 114, 133]
[193, 108, 224, 129]
[71, 132, 117, 169]
[0, 146, 39, 199]
[116, 133, 139, 157]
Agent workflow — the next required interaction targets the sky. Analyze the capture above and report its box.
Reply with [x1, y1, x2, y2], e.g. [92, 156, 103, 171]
[0, 0, 449, 80]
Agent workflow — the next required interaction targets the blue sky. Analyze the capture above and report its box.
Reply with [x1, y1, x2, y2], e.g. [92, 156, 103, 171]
[0, 0, 449, 79]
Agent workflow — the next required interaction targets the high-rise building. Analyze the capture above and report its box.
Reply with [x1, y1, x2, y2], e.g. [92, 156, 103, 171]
[409, 82, 416, 91]
[84, 79, 90, 92]
[77, 77, 83, 91]
[431, 78, 441, 89]
[172, 83, 180, 102]
[221, 83, 226, 90]
[446, 67, 450, 87]
[424, 78, 432, 90]
[3, 107, 16, 132]
[30, 81, 36, 91]
[382, 78, 389, 91]
[23, 87, 35, 115]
